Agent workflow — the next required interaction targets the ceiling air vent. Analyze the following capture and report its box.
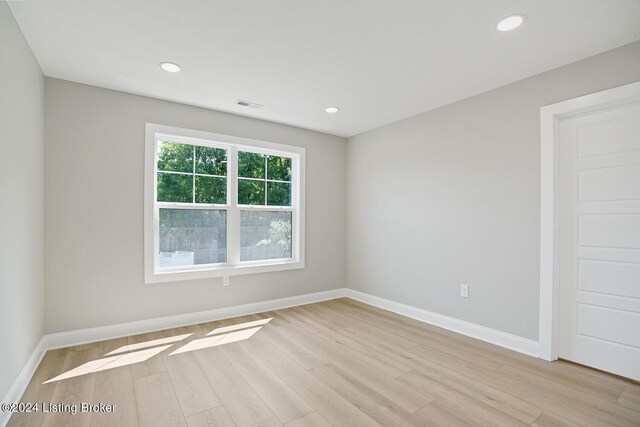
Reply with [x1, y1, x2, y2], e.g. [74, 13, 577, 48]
[235, 99, 263, 109]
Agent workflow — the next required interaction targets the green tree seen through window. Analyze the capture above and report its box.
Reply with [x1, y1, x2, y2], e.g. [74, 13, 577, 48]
[157, 141, 227, 204]
[238, 151, 291, 206]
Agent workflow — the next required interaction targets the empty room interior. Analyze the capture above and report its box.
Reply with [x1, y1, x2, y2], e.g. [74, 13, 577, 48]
[2, 1, 640, 426]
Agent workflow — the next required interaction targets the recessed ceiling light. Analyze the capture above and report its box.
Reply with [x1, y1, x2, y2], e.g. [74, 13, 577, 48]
[497, 14, 525, 32]
[159, 62, 181, 73]
[325, 107, 339, 113]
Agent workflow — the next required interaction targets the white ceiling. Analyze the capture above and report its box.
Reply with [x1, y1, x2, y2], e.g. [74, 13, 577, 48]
[8, 0, 640, 137]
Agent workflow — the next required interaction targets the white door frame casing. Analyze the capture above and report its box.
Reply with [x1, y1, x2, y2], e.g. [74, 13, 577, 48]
[538, 81, 640, 361]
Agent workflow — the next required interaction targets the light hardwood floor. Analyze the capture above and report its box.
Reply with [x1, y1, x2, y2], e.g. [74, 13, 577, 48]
[8, 298, 640, 426]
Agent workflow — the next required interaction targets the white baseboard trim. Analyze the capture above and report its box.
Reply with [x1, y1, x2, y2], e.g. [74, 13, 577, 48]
[0, 337, 46, 427]
[43, 288, 347, 350]
[2, 286, 540, 427]
[345, 289, 539, 357]
[1, 287, 347, 426]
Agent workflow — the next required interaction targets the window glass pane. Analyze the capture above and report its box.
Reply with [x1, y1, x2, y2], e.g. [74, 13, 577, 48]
[195, 176, 226, 204]
[157, 141, 193, 173]
[238, 151, 265, 178]
[238, 179, 265, 205]
[195, 146, 227, 176]
[267, 182, 291, 206]
[267, 156, 291, 181]
[240, 211, 292, 261]
[159, 209, 227, 266]
[157, 173, 192, 203]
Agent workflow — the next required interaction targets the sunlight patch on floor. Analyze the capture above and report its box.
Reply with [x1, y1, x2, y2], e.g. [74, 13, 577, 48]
[43, 317, 272, 383]
[105, 333, 193, 356]
[206, 318, 272, 336]
[43, 345, 171, 383]
[170, 326, 262, 355]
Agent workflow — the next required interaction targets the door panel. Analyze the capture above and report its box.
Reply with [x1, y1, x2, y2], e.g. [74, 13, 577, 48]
[578, 304, 640, 348]
[579, 165, 640, 201]
[579, 214, 640, 249]
[579, 259, 640, 298]
[558, 101, 640, 381]
[577, 113, 640, 157]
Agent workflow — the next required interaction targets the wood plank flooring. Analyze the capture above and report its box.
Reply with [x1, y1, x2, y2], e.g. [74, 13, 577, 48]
[8, 298, 640, 426]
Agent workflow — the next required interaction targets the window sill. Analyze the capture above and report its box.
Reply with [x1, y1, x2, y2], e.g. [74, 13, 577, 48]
[145, 259, 305, 284]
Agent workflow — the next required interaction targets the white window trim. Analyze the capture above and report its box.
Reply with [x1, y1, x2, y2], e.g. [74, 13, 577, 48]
[144, 123, 305, 284]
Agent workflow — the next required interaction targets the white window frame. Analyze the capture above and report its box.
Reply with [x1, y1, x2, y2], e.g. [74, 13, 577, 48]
[144, 123, 305, 284]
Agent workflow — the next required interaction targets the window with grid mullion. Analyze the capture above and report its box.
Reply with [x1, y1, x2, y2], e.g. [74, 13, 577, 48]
[146, 124, 304, 283]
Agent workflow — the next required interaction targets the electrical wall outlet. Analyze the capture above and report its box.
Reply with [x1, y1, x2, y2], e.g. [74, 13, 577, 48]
[460, 284, 469, 298]
[223, 276, 230, 287]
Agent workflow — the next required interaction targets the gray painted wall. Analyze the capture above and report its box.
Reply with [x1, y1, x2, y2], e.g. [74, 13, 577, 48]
[346, 41, 640, 341]
[44, 78, 346, 333]
[0, 1, 45, 400]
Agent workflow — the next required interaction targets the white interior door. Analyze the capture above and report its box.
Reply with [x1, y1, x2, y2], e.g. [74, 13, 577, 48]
[557, 99, 640, 381]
